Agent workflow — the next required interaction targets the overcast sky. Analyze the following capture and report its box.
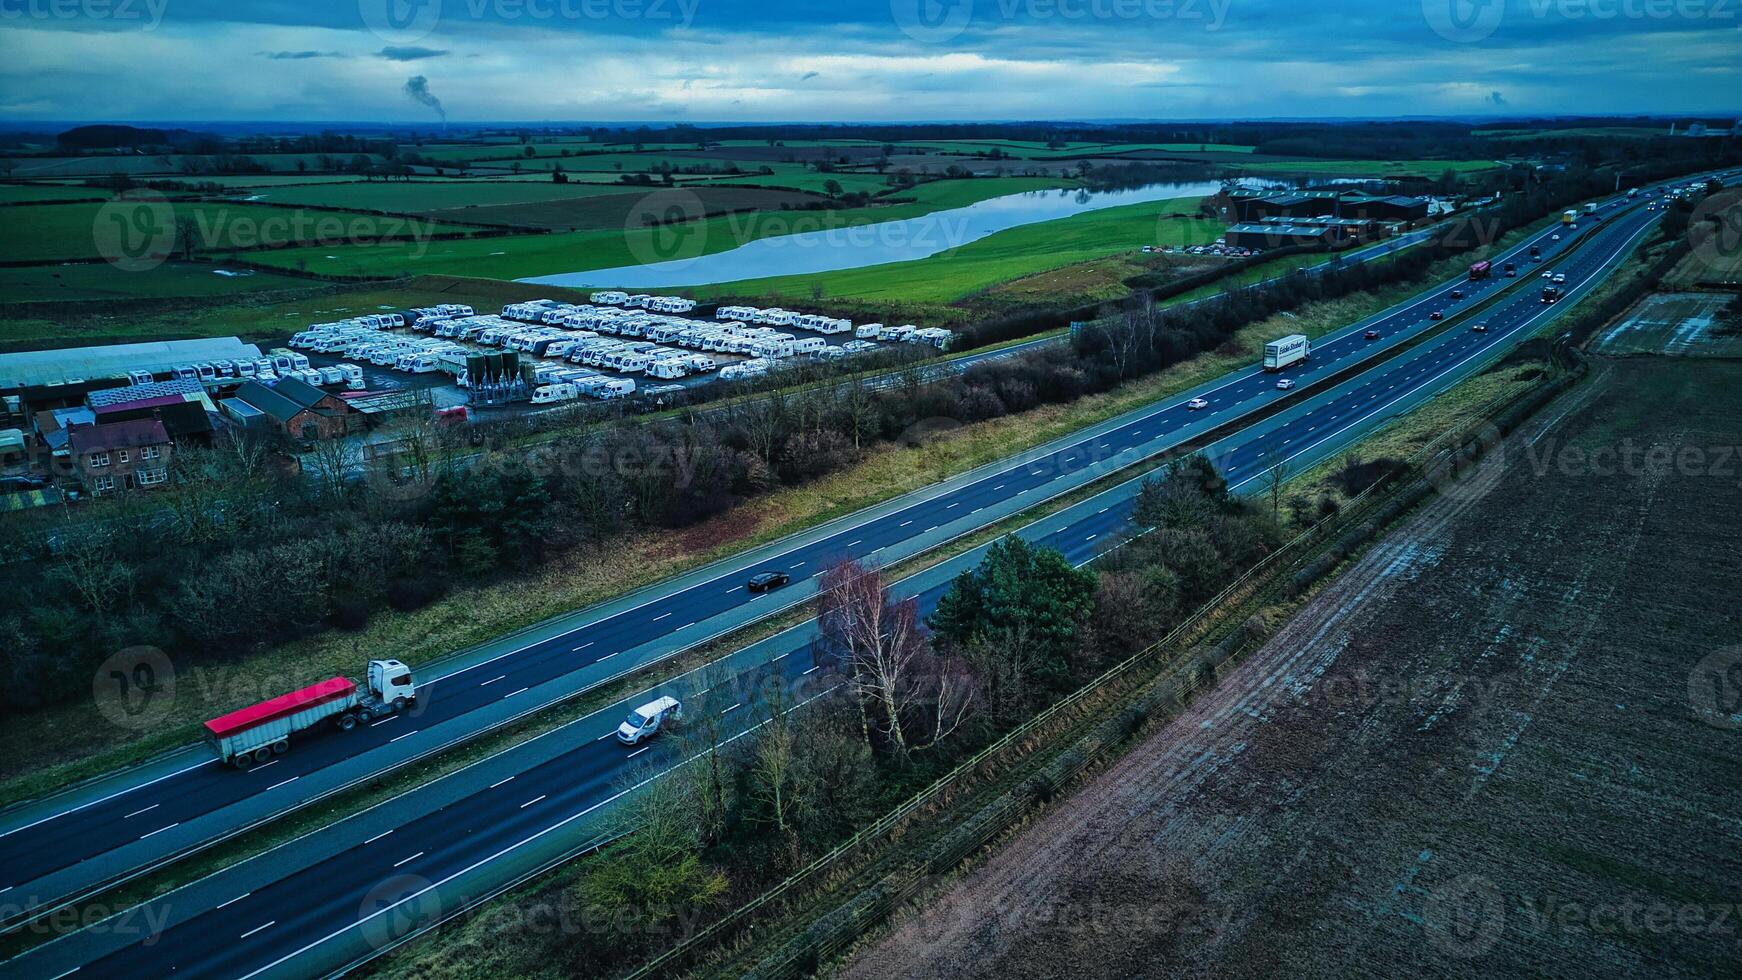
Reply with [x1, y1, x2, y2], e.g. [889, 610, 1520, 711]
[0, 0, 1737, 123]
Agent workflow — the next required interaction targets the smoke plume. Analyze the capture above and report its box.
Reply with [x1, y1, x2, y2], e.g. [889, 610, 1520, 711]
[403, 75, 446, 127]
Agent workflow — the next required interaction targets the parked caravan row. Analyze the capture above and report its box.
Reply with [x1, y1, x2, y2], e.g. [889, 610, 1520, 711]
[584, 292, 696, 313]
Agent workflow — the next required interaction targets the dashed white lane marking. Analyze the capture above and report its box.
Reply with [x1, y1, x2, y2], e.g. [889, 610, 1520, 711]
[239, 921, 276, 940]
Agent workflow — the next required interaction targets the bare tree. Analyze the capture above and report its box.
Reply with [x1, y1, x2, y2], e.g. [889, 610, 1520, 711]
[816, 559, 975, 758]
[304, 437, 360, 501]
[1262, 460, 1290, 519]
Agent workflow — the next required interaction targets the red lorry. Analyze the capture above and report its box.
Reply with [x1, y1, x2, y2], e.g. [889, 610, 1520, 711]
[1468, 260, 1491, 280]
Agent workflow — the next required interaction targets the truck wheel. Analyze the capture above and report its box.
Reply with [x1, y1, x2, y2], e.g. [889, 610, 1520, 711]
[392, 697, 408, 713]
[253, 747, 273, 765]
[356, 708, 374, 724]
[271, 740, 290, 755]
[337, 713, 358, 732]
[234, 754, 255, 770]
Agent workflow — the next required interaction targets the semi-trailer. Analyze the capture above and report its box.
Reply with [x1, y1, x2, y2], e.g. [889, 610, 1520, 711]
[1262, 334, 1311, 371]
[202, 660, 418, 769]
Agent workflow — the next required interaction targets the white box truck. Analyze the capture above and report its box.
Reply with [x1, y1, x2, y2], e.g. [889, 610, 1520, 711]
[203, 660, 418, 769]
[1263, 334, 1310, 372]
[617, 696, 682, 745]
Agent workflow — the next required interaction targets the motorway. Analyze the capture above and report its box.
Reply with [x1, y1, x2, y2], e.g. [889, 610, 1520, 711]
[0, 178, 1700, 980]
[3, 173, 1731, 978]
[0, 183, 1679, 933]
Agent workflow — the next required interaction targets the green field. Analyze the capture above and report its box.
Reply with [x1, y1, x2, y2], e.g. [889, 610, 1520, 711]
[0, 153, 384, 178]
[241, 177, 1072, 279]
[1231, 158, 1502, 177]
[0, 185, 105, 203]
[2, 202, 486, 262]
[235, 179, 677, 212]
[706, 195, 1217, 305]
[0, 262, 314, 310]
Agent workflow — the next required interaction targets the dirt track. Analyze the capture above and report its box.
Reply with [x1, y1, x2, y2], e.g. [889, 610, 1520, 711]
[840, 359, 1742, 979]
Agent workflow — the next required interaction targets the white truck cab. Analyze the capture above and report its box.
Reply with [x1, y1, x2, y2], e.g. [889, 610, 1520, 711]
[617, 696, 682, 745]
[367, 659, 418, 712]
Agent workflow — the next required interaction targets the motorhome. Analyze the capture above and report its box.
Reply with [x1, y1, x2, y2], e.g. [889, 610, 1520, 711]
[593, 377, 636, 399]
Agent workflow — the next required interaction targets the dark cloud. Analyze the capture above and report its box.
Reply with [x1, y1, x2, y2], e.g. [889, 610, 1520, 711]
[379, 46, 449, 62]
[800, 70, 819, 81]
[260, 50, 343, 60]
[1488, 91, 1507, 106]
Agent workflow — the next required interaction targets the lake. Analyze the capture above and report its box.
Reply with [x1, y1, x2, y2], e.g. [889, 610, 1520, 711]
[520, 179, 1233, 290]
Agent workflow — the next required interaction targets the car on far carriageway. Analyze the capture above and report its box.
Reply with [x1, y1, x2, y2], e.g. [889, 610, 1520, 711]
[1364, 329, 1381, 340]
[747, 571, 791, 592]
[1275, 378, 1296, 391]
[1187, 397, 1209, 410]
[1472, 322, 1489, 333]
[1429, 311, 1444, 320]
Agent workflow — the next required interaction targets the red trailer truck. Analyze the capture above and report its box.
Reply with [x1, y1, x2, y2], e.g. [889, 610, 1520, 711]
[203, 660, 419, 769]
[1468, 260, 1491, 280]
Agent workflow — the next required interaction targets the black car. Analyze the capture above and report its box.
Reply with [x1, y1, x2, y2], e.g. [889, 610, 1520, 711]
[747, 571, 791, 592]
[1364, 329, 1380, 340]
[0, 475, 48, 492]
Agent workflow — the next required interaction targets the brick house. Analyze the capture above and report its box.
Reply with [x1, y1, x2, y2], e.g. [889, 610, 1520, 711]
[229, 377, 352, 441]
[68, 418, 173, 495]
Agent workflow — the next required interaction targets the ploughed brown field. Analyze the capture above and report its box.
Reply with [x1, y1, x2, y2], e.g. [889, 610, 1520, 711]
[845, 355, 1742, 979]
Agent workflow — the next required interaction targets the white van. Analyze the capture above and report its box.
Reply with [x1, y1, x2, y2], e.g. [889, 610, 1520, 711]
[617, 696, 682, 745]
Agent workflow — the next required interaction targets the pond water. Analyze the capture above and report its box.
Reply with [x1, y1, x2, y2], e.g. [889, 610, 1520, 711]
[520, 179, 1237, 290]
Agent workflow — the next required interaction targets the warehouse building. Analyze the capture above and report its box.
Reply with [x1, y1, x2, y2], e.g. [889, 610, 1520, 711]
[1213, 189, 1430, 225]
[1257, 215, 1385, 242]
[227, 377, 352, 440]
[1224, 222, 1336, 249]
[0, 337, 263, 392]
[1336, 194, 1431, 222]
